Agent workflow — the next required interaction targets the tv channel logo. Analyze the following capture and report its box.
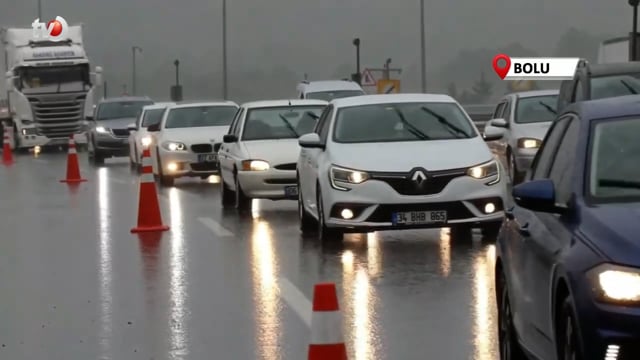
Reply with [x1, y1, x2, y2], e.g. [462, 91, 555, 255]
[31, 16, 69, 41]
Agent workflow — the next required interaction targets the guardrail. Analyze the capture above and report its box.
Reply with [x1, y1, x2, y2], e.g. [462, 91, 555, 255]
[462, 104, 494, 132]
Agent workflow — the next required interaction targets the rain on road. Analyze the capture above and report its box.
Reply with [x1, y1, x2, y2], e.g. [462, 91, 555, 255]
[0, 151, 499, 360]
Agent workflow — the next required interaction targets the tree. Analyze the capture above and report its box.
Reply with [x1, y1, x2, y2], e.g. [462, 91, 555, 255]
[447, 82, 459, 99]
[471, 72, 492, 103]
[553, 27, 606, 62]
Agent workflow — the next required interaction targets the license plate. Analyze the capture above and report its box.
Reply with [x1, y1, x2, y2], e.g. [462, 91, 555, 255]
[284, 185, 298, 197]
[392, 210, 447, 225]
[198, 153, 217, 162]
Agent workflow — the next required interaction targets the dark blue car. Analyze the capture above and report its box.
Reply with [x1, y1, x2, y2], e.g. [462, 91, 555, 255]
[495, 95, 640, 360]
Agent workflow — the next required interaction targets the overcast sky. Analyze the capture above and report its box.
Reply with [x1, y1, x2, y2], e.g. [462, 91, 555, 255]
[0, 0, 632, 95]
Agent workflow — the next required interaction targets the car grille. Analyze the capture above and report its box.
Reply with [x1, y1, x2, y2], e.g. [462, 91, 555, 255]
[370, 168, 467, 196]
[264, 178, 296, 185]
[191, 162, 218, 171]
[111, 128, 130, 137]
[274, 163, 297, 170]
[191, 143, 213, 153]
[366, 201, 474, 222]
[28, 94, 85, 138]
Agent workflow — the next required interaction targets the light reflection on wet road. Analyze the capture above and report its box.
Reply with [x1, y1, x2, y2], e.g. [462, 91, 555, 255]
[0, 152, 500, 359]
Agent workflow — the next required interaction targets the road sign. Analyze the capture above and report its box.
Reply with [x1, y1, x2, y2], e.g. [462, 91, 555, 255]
[377, 79, 401, 94]
[361, 69, 376, 86]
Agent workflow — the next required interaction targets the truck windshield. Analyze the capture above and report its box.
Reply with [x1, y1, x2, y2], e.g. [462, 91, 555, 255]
[97, 101, 154, 120]
[515, 95, 558, 123]
[19, 64, 90, 94]
[591, 74, 640, 99]
[306, 90, 365, 101]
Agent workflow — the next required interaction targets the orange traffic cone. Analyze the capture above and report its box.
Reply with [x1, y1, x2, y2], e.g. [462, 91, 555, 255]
[2, 125, 13, 165]
[308, 283, 348, 360]
[60, 135, 87, 183]
[131, 148, 169, 233]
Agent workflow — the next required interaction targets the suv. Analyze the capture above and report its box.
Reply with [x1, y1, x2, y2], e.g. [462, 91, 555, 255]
[296, 80, 365, 101]
[557, 60, 640, 113]
[88, 96, 154, 165]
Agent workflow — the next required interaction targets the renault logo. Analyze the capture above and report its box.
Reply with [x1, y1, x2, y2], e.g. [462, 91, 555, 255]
[411, 170, 427, 184]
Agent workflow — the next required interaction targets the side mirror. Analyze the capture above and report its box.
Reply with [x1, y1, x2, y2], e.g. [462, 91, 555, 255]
[483, 125, 504, 141]
[512, 179, 564, 213]
[491, 118, 508, 128]
[5, 71, 14, 91]
[147, 123, 160, 132]
[127, 123, 137, 131]
[298, 133, 324, 148]
[223, 134, 238, 143]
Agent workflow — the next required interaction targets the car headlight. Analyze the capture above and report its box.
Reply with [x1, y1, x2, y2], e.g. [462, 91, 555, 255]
[330, 165, 369, 190]
[241, 160, 269, 171]
[161, 141, 187, 151]
[588, 263, 640, 304]
[467, 160, 499, 180]
[95, 126, 109, 134]
[517, 137, 541, 149]
[140, 136, 152, 147]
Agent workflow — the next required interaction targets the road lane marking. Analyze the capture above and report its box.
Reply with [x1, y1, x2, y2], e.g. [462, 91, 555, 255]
[279, 277, 312, 327]
[198, 217, 234, 237]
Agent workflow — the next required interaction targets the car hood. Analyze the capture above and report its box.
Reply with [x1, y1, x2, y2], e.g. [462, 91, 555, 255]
[328, 137, 493, 172]
[242, 139, 300, 166]
[95, 117, 137, 129]
[581, 203, 640, 266]
[160, 126, 229, 144]
[512, 122, 552, 141]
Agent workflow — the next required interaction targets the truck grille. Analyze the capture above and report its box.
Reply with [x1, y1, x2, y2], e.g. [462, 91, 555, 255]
[28, 94, 85, 138]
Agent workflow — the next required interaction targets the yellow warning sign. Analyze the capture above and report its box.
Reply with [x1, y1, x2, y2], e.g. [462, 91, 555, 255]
[377, 79, 400, 94]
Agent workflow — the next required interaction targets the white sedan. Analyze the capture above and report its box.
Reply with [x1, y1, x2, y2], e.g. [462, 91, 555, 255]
[148, 101, 239, 186]
[296, 93, 508, 241]
[127, 102, 174, 168]
[218, 99, 328, 211]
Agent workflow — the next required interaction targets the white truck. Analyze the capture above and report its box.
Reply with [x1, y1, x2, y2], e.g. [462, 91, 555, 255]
[597, 36, 630, 64]
[1, 25, 102, 151]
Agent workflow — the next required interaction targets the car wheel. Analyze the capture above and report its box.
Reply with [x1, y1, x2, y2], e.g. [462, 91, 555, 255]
[155, 152, 174, 187]
[220, 176, 235, 208]
[508, 151, 524, 185]
[557, 297, 582, 360]
[316, 188, 343, 242]
[449, 224, 472, 240]
[480, 221, 502, 238]
[498, 270, 527, 360]
[298, 177, 316, 233]
[91, 150, 105, 166]
[234, 173, 252, 212]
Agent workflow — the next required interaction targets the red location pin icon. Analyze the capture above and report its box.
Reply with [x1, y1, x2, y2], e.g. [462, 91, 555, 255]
[492, 54, 511, 80]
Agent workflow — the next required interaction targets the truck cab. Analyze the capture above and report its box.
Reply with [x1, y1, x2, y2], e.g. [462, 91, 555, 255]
[296, 80, 365, 101]
[557, 60, 640, 113]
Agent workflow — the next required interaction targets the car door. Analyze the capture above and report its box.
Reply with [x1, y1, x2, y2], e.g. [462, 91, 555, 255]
[219, 108, 244, 186]
[505, 115, 571, 354]
[300, 105, 333, 213]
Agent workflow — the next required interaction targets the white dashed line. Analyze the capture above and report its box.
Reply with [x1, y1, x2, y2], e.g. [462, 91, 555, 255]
[197, 217, 234, 237]
[278, 277, 312, 328]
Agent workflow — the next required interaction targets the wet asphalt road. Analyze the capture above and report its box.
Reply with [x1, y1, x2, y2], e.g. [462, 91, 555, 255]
[0, 151, 500, 360]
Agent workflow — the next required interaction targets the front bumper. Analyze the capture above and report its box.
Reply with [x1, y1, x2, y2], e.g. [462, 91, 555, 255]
[237, 169, 297, 199]
[320, 172, 507, 232]
[15, 133, 87, 148]
[158, 149, 220, 178]
[95, 133, 130, 156]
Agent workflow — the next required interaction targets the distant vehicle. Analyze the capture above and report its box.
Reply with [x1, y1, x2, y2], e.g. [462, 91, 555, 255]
[88, 97, 154, 165]
[296, 80, 365, 101]
[483, 90, 558, 184]
[296, 93, 507, 242]
[127, 102, 175, 168]
[557, 60, 640, 113]
[218, 99, 328, 210]
[2, 25, 102, 151]
[496, 95, 640, 360]
[597, 36, 629, 63]
[148, 101, 239, 186]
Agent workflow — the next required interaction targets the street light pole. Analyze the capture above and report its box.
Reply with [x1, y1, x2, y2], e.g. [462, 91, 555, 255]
[631, 0, 640, 61]
[420, 0, 426, 92]
[37, 0, 42, 20]
[352, 38, 361, 85]
[131, 46, 142, 95]
[222, 0, 228, 99]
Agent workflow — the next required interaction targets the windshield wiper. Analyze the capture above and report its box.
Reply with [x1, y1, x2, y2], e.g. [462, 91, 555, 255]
[278, 114, 299, 137]
[619, 79, 638, 95]
[391, 107, 430, 140]
[599, 178, 640, 189]
[421, 106, 468, 138]
[305, 111, 320, 120]
[538, 101, 557, 115]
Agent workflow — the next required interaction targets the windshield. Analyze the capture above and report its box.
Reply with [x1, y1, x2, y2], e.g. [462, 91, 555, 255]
[18, 64, 90, 94]
[141, 108, 166, 127]
[589, 117, 640, 202]
[242, 105, 325, 141]
[515, 95, 558, 123]
[165, 106, 238, 129]
[333, 102, 477, 143]
[96, 101, 153, 120]
[306, 90, 364, 101]
[591, 74, 640, 99]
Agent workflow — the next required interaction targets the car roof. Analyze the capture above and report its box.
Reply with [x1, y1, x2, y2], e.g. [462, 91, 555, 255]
[167, 100, 239, 109]
[99, 96, 153, 103]
[563, 94, 640, 121]
[142, 102, 175, 110]
[330, 93, 456, 108]
[241, 99, 329, 108]
[297, 80, 363, 92]
[584, 62, 640, 76]
[511, 89, 559, 98]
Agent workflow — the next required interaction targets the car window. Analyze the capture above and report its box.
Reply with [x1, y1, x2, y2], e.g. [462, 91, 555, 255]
[241, 105, 325, 141]
[547, 117, 579, 204]
[228, 108, 244, 136]
[514, 95, 558, 124]
[531, 115, 571, 180]
[141, 108, 165, 127]
[333, 102, 477, 144]
[589, 117, 640, 202]
[492, 102, 506, 118]
[96, 101, 153, 120]
[164, 106, 238, 129]
[318, 105, 335, 143]
[502, 100, 512, 120]
[590, 74, 640, 100]
[305, 90, 365, 101]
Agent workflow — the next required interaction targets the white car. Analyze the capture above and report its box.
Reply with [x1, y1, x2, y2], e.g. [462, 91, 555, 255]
[218, 99, 328, 210]
[296, 93, 508, 241]
[296, 80, 365, 101]
[127, 102, 175, 168]
[148, 101, 239, 186]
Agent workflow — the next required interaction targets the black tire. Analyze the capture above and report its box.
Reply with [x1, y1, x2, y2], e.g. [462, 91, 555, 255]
[508, 150, 525, 185]
[220, 176, 235, 208]
[556, 297, 583, 360]
[498, 270, 527, 360]
[91, 151, 105, 165]
[155, 150, 174, 187]
[234, 173, 252, 211]
[298, 177, 316, 233]
[317, 188, 343, 242]
[481, 221, 502, 238]
[450, 224, 473, 240]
